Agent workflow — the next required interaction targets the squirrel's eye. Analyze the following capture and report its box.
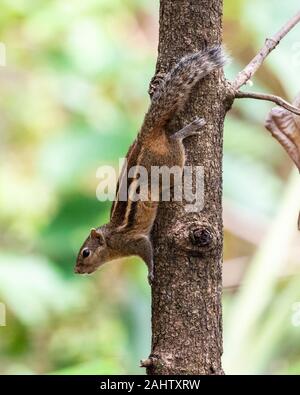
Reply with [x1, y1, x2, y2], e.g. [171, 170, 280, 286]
[82, 248, 90, 258]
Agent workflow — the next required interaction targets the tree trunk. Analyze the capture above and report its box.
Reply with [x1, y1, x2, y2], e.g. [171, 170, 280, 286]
[148, 0, 229, 375]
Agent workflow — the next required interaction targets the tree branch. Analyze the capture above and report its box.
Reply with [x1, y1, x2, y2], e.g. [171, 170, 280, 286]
[233, 10, 300, 90]
[235, 90, 300, 116]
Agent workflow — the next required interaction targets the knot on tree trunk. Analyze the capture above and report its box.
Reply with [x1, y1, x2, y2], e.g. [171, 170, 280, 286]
[171, 220, 219, 258]
[190, 227, 213, 247]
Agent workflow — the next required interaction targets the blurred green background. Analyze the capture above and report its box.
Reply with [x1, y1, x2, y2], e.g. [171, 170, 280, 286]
[0, 0, 300, 375]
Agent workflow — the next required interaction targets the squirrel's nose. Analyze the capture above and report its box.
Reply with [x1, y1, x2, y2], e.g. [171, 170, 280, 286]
[74, 266, 82, 274]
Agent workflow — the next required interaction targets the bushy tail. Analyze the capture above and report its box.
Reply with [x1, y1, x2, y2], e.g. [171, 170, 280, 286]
[142, 46, 227, 132]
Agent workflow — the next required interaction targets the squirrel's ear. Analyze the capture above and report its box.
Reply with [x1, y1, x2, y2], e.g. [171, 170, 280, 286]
[90, 228, 103, 241]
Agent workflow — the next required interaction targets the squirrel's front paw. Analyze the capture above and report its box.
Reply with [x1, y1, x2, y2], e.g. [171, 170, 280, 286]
[148, 73, 166, 98]
[148, 271, 154, 286]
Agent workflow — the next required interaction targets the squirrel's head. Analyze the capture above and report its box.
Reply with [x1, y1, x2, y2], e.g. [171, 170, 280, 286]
[74, 227, 111, 274]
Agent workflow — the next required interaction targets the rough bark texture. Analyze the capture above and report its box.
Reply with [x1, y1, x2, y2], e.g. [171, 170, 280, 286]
[147, 0, 229, 375]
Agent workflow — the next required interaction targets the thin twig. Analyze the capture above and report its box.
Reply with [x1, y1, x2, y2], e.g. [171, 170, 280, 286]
[233, 10, 300, 90]
[235, 90, 300, 116]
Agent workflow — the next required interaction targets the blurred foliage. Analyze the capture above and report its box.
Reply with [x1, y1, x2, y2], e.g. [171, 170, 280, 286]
[0, 0, 300, 375]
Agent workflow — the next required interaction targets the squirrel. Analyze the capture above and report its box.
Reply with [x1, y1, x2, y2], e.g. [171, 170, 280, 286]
[74, 46, 226, 284]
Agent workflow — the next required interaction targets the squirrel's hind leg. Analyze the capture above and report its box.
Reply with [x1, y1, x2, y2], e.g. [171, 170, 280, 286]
[172, 117, 206, 141]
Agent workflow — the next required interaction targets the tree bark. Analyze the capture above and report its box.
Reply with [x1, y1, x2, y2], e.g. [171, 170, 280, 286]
[148, 0, 230, 375]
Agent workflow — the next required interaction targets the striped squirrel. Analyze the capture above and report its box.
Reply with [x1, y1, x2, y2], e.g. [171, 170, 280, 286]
[74, 46, 226, 284]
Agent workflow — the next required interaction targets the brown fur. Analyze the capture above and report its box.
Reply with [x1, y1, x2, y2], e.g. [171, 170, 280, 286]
[75, 46, 226, 284]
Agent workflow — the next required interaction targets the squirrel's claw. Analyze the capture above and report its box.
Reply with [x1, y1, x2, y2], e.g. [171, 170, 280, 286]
[148, 271, 154, 286]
